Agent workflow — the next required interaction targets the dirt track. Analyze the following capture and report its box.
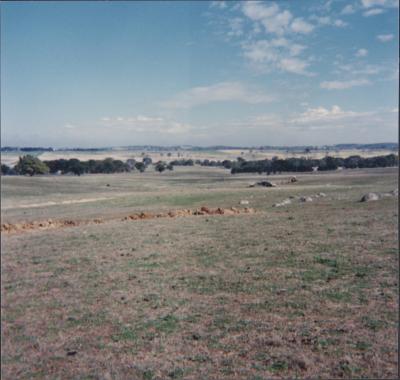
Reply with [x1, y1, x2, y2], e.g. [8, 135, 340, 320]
[1, 206, 256, 234]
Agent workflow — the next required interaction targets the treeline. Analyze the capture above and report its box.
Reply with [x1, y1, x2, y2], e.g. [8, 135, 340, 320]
[230, 154, 398, 174]
[169, 159, 233, 168]
[1, 146, 55, 152]
[0, 155, 170, 176]
[1, 153, 398, 176]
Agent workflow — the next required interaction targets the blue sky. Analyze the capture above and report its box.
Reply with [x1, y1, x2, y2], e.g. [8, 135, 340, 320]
[1, 0, 398, 147]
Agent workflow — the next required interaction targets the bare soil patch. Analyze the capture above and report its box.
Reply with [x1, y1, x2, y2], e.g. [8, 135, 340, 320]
[1, 206, 255, 234]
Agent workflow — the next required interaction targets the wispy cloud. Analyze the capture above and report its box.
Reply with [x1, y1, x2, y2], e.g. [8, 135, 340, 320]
[363, 8, 386, 16]
[320, 79, 370, 89]
[361, 0, 398, 8]
[226, 105, 396, 135]
[210, 1, 227, 10]
[290, 105, 362, 124]
[279, 58, 312, 75]
[161, 82, 274, 109]
[335, 63, 382, 75]
[64, 123, 78, 129]
[355, 48, 368, 57]
[97, 115, 192, 135]
[341, 4, 356, 14]
[209, 1, 322, 76]
[377, 33, 394, 42]
[242, 38, 312, 75]
[290, 18, 315, 34]
[286, 105, 397, 132]
[310, 15, 348, 27]
[242, 1, 293, 36]
[227, 17, 244, 37]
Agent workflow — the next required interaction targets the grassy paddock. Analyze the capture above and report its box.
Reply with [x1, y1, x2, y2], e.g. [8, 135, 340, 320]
[1, 167, 398, 379]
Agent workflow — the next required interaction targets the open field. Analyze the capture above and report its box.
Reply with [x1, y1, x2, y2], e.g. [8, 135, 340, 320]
[1, 148, 397, 167]
[1, 167, 398, 379]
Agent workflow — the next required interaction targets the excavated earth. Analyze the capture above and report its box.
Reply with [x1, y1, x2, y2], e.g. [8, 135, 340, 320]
[1, 206, 256, 234]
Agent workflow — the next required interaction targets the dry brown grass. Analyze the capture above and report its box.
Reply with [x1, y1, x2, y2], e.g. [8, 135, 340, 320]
[1, 167, 398, 379]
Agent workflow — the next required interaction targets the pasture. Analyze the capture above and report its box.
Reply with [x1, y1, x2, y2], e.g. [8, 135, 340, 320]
[1, 167, 398, 379]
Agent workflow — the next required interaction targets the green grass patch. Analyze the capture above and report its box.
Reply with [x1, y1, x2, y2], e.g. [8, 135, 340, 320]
[362, 316, 388, 331]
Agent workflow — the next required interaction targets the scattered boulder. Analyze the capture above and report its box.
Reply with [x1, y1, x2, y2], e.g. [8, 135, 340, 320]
[300, 196, 313, 202]
[290, 176, 298, 183]
[360, 193, 379, 202]
[318, 192, 327, 197]
[274, 198, 292, 207]
[248, 183, 256, 188]
[257, 181, 277, 188]
[239, 200, 249, 205]
[391, 189, 398, 197]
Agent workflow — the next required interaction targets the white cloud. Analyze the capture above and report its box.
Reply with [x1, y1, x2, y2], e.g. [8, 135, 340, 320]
[64, 123, 77, 129]
[336, 63, 382, 75]
[377, 33, 394, 42]
[290, 18, 315, 34]
[333, 19, 348, 27]
[231, 106, 397, 138]
[310, 15, 347, 28]
[285, 105, 397, 136]
[242, 39, 312, 75]
[136, 115, 163, 122]
[279, 58, 311, 75]
[242, 1, 293, 35]
[334, 59, 398, 80]
[227, 17, 244, 37]
[237, 2, 318, 76]
[363, 8, 386, 16]
[361, 0, 398, 8]
[355, 48, 368, 57]
[98, 115, 192, 135]
[161, 82, 274, 109]
[320, 79, 370, 89]
[210, 1, 227, 10]
[341, 4, 356, 14]
[290, 105, 361, 124]
[242, 2, 280, 22]
[263, 11, 292, 35]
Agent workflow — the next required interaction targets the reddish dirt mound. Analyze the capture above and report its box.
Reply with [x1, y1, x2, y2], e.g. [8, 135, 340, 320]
[1, 206, 255, 234]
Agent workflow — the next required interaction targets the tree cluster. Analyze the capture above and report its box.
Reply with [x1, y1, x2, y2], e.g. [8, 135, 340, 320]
[169, 159, 194, 166]
[230, 154, 398, 174]
[0, 155, 161, 176]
